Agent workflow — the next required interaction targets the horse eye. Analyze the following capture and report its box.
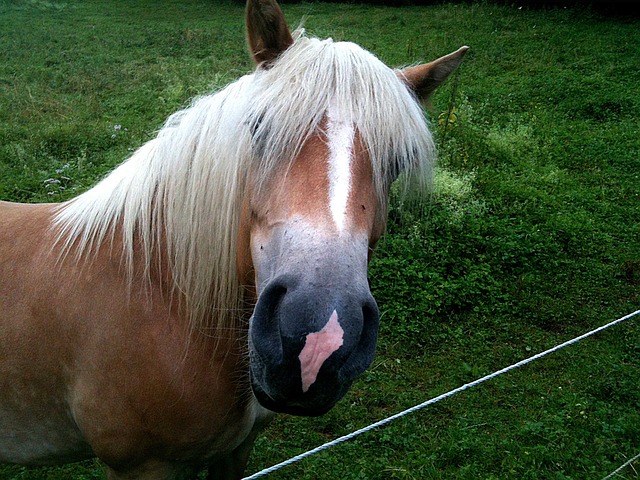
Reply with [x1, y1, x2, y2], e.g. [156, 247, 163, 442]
[389, 156, 404, 182]
[247, 112, 264, 138]
[247, 113, 268, 158]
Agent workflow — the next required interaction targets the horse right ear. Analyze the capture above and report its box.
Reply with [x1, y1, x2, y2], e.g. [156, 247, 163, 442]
[246, 0, 293, 68]
[400, 46, 469, 102]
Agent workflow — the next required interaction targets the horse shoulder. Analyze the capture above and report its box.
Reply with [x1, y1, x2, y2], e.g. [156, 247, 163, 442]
[0, 201, 261, 470]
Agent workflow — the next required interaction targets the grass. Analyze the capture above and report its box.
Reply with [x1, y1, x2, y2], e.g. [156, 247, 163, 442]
[1, 1, 639, 479]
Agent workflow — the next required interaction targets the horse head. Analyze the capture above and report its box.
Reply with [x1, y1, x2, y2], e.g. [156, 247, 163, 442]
[239, 0, 468, 416]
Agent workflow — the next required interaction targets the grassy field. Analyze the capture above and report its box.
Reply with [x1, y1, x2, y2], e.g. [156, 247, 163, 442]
[1, 0, 639, 479]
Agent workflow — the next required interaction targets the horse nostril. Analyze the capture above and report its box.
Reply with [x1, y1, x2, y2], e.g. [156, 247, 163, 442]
[362, 296, 380, 328]
[251, 278, 293, 365]
[362, 299, 380, 345]
[263, 283, 287, 321]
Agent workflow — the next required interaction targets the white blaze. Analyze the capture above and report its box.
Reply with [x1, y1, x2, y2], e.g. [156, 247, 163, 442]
[326, 105, 355, 232]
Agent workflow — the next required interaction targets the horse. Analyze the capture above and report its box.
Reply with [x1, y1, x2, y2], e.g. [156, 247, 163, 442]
[0, 0, 467, 478]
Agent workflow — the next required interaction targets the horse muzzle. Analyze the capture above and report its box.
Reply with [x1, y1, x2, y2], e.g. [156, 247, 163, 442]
[248, 270, 380, 416]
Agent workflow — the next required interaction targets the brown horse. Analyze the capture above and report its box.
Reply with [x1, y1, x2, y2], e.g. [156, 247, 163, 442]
[0, 1, 467, 478]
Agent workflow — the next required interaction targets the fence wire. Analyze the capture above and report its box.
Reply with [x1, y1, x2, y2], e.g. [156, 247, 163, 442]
[243, 309, 640, 480]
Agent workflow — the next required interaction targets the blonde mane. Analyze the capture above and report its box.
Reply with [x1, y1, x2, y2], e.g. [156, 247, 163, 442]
[53, 30, 436, 335]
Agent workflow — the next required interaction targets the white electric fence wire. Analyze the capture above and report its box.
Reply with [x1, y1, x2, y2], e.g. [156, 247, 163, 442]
[601, 451, 640, 480]
[243, 309, 640, 480]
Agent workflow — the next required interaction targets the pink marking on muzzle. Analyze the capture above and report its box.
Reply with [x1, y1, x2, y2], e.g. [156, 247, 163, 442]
[298, 310, 345, 393]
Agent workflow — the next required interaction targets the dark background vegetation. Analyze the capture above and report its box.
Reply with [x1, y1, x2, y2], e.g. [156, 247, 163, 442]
[237, 0, 639, 16]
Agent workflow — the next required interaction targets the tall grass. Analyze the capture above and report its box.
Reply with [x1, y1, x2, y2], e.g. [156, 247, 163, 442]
[1, 1, 638, 479]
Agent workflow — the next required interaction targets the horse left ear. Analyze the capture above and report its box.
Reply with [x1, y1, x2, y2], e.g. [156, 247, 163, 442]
[246, 0, 294, 68]
[400, 46, 469, 102]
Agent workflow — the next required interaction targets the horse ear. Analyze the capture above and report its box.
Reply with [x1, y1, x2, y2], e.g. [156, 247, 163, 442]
[400, 46, 469, 102]
[246, 0, 294, 68]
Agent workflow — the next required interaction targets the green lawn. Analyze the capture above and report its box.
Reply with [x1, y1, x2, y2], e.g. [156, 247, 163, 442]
[1, 1, 638, 479]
